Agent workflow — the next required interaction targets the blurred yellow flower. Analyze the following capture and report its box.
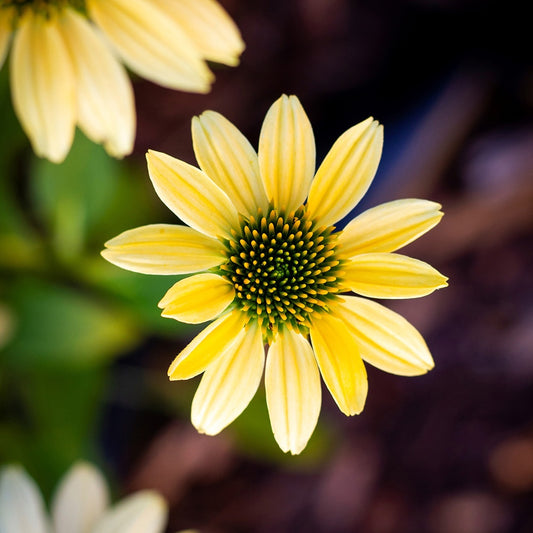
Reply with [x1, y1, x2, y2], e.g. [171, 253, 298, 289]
[0, 0, 244, 163]
[102, 95, 448, 454]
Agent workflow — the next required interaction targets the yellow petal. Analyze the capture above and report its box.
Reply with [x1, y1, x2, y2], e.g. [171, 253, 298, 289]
[58, 8, 135, 158]
[192, 321, 264, 434]
[338, 199, 443, 257]
[265, 328, 321, 454]
[158, 273, 234, 324]
[192, 111, 268, 217]
[151, 0, 244, 66]
[168, 310, 247, 380]
[310, 314, 367, 416]
[0, 7, 14, 70]
[336, 296, 434, 376]
[146, 150, 239, 239]
[87, 0, 213, 92]
[306, 118, 383, 227]
[101, 224, 225, 275]
[10, 9, 76, 163]
[258, 95, 315, 212]
[343, 253, 448, 299]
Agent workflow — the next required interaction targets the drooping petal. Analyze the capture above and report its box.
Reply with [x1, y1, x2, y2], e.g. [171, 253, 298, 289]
[0, 7, 14, 70]
[192, 321, 264, 434]
[52, 462, 109, 533]
[0, 466, 50, 533]
[258, 95, 315, 213]
[10, 9, 76, 163]
[336, 296, 434, 375]
[265, 329, 321, 454]
[338, 199, 443, 257]
[146, 150, 239, 239]
[87, 0, 213, 92]
[343, 253, 448, 299]
[192, 111, 268, 216]
[58, 8, 135, 158]
[306, 117, 383, 227]
[101, 224, 225, 275]
[151, 0, 244, 66]
[168, 310, 247, 380]
[92, 491, 167, 533]
[310, 314, 367, 416]
[159, 273, 234, 323]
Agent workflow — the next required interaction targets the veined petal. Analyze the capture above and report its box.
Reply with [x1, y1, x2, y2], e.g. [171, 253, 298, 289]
[159, 273, 234, 324]
[336, 296, 434, 376]
[258, 95, 315, 213]
[343, 253, 448, 299]
[0, 7, 14, 70]
[58, 8, 135, 158]
[192, 321, 264, 434]
[306, 118, 383, 227]
[151, 0, 244, 66]
[310, 314, 367, 416]
[101, 224, 225, 275]
[146, 150, 239, 239]
[92, 491, 167, 533]
[265, 329, 321, 454]
[338, 199, 444, 257]
[192, 111, 268, 217]
[52, 462, 109, 533]
[10, 9, 76, 163]
[168, 310, 247, 380]
[0, 466, 49, 533]
[87, 0, 213, 92]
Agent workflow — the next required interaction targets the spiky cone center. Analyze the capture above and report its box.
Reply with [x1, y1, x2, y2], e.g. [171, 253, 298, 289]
[220, 206, 343, 341]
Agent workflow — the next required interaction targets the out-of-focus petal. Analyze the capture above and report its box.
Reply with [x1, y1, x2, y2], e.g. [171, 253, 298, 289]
[192, 321, 264, 434]
[192, 111, 268, 217]
[0, 7, 14, 70]
[52, 461, 109, 533]
[265, 328, 321, 454]
[58, 8, 135, 158]
[146, 150, 239, 239]
[159, 273, 235, 324]
[101, 224, 225, 275]
[258, 95, 315, 213]
[87, 0, 212, 92]
[343, 253, 448, 299]
[338, 199, 443, 256]
[306, 118, 383, 227]
[10, 9, 76, 162]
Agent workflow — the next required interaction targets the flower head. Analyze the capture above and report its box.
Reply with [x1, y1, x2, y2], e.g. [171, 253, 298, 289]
[0, 0, 244, 162]
[102, 95, 448, 454]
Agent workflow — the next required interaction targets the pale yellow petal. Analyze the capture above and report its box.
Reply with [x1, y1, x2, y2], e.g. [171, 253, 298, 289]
[343, 253, 448, 299]
[87, 0, 213, 92]
[192, 111, 268, 216]
[58, 8, 135, 158]
[168, 310, 247, 380]
[158, 273, 234, 324]
[10, 9, 76, 163]
[146, 150, 239, 239]
[306, 118, 383, 227]
[338, 199, 443, 257]
[265, 329, 321, 454]
[192, 321, 264, 434]
[258, 95, 315, 212]
[336, 296, 434, 376]
[310, 314, 367, 416]
[151, 0, 244, 66]
[52, 462, 109, 533]
[0, 7, 14, 70]
[101, 224, 225, 275]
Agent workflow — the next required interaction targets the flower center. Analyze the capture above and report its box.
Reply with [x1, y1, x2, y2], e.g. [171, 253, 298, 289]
[221, 206, 342, 339]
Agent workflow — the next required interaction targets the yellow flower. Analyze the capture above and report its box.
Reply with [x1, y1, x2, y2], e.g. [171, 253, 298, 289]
[0, 0, 244, 163]
[102, 95, 448, 454]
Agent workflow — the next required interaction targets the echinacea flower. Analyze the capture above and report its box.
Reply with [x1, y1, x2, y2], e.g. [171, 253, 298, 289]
[0, 0, 244, 163]
[0, 462, 169, 533]
[102, 95, 448, 454]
